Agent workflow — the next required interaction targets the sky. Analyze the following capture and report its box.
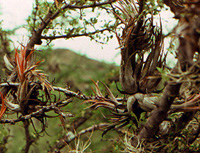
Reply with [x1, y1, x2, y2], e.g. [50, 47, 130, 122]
[0, 0, 177, 65]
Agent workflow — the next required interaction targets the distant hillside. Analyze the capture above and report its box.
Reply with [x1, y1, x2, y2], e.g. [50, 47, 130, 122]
[37, 48, 119, 93]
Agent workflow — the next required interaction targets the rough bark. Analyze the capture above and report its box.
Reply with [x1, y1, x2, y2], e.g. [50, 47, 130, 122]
[132, 80, 181, 146]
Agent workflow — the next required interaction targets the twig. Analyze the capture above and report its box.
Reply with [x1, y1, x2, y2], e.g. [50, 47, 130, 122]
[0, 82, 19, 87]
[0, 99, 73, 124]
[62, 0, 117, 10]
[23, 120, 33, 153]
[41, 28, 112, 40]
[0, 82, 90, 100]
[53, 86, 91, 100]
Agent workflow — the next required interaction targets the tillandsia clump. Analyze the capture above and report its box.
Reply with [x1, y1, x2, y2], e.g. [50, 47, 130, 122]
[1, 46, 74, 135]
[114, 0, 166, 94]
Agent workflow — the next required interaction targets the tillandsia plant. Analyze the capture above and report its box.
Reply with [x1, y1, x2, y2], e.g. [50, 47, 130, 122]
[3, 46, 53, 116]
[114, 0, 166, 94]
[1, 46, 75, 152]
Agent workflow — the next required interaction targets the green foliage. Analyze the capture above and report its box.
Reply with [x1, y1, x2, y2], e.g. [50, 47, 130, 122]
[26, 0, 119, 46]
[145, 0, 162, 15]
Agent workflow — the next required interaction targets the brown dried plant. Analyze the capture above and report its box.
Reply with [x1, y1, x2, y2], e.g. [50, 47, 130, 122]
[0, 45, 70, 127]
[114, 0, 166, 94]
[1, 45, 76, 152]
[6, 46, 53, 116]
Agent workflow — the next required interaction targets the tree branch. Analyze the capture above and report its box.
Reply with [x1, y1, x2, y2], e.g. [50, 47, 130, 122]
[62, 0, 117, 10]
[131, 80, 181, 146]
[0, 83, 90, 100]
[0, 99, 73, 124]
[23, 120, 33, 153]
[41, 28, 112, 40]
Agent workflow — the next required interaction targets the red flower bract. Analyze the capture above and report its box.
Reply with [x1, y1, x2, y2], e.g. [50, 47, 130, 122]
[0, 91, 6, 119]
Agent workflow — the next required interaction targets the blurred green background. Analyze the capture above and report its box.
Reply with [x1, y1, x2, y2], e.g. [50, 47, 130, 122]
[0, 48, 124, 152]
